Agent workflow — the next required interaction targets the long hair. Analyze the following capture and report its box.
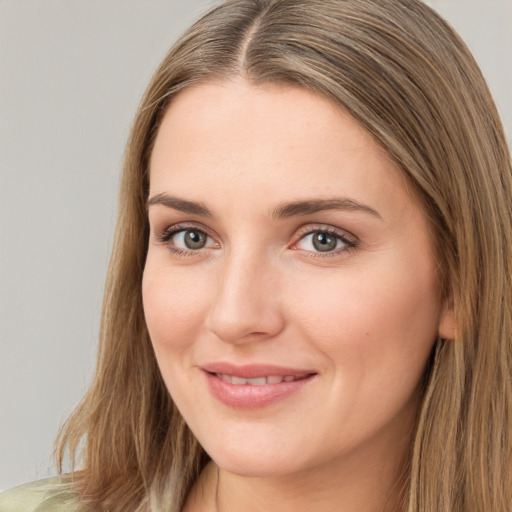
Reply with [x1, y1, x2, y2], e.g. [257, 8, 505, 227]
[56, 1, 512, 511]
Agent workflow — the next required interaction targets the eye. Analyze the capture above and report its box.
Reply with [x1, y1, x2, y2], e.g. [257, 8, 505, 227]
[294, 228, 357, 255]
[159, 226, 217, 253]
[173, 229, 209, 250]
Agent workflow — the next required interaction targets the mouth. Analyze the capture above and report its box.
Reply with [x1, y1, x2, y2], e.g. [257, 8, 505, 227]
[211, 372, 312, 385]
[201, 363, 317, 408]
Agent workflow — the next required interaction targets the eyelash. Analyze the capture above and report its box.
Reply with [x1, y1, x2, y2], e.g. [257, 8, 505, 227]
[293, 225, 358, 258]
[158, 223, 214, 258]
[156, 223, 358, 258]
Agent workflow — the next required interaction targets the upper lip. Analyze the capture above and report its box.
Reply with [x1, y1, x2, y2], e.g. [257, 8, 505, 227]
[201, 362, 316, 379]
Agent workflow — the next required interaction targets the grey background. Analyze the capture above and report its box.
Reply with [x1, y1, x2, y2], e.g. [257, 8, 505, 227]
[1, 0, 510, 491]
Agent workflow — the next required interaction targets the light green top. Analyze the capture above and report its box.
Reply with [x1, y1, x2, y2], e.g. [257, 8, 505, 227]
[0, 478, 79, 512]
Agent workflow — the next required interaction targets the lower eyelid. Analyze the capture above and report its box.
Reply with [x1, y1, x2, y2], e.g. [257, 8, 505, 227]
[160, 228, 220, 253]
[293, 240, 357, 260]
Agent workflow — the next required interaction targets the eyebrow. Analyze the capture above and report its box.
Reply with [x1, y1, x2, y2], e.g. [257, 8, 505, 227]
[147, 193, 381, 220]
[147, 193, 212, 216]
[271, 198, 382, 220]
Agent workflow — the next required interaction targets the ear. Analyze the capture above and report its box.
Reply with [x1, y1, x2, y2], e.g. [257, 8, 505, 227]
[438, 301, 456, 340]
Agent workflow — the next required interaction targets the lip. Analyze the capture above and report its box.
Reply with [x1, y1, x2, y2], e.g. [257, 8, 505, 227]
[202, 362, 315, 378]
[202, 362, 317, 409]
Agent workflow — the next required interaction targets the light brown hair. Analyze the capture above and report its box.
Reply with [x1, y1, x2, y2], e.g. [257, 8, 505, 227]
[56, 1, 512, 511]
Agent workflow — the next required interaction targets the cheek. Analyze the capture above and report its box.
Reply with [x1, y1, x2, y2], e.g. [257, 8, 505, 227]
[289, 256, 441, 387]
[142, 259, 211, 360]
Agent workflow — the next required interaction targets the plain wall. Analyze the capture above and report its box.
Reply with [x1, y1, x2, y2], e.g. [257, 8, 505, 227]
[1, 0, 510, 491]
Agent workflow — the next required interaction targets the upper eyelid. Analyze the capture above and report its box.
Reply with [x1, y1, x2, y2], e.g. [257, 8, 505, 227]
[293, 223, 358, 242]
[157, 222, 214, 239]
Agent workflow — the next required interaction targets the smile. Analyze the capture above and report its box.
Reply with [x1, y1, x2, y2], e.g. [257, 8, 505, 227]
[202, 363, 317, 408]
[213, 373, 310, 385]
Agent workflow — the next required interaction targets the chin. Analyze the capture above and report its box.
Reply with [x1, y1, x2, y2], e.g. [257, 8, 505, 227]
[197, 427, 317, 478]
[212, 451, 302, 478]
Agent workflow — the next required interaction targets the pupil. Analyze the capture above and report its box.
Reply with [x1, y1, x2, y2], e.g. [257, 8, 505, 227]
[313, 233, 337, 252]
[184, 230, 206, 249]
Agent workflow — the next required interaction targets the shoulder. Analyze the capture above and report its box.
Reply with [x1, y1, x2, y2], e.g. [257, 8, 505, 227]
[0, 477, 80, 512]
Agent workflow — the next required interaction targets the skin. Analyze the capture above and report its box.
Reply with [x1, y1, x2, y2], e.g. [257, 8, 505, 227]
[143, 80, 454, 512]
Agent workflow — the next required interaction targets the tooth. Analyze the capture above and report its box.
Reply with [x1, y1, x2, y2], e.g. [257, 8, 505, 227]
[247, 377, 266, 385]
[216, 373, 307, 385]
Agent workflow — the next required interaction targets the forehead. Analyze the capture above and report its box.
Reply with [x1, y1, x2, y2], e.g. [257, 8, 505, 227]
[152, 79, 384, 160]
[149, 79, 415, 221]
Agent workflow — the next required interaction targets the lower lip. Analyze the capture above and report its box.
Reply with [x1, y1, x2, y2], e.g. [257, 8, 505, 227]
[204, 372, 315, 409]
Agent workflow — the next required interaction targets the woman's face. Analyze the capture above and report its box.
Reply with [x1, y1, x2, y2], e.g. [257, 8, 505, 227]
[143, 80, 452, 478]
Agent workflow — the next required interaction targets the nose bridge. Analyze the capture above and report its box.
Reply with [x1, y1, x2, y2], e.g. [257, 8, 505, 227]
[205, 243, 284, 343]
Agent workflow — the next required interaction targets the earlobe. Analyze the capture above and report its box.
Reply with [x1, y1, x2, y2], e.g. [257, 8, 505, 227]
[438, 303, 456, 340]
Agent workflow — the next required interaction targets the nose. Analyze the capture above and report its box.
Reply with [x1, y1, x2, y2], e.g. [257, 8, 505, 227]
[205, 249, 285, 344]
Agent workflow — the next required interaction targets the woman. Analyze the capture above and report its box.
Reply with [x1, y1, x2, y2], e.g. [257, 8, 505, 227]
[1, 0, 511, 511]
